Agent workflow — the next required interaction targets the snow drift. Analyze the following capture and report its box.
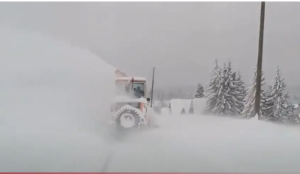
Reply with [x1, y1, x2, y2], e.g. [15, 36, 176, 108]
[192, 98, 206, 115]
[182, 99, 192, 113]
[0, 26, 116, 171]
[161, 107, 170, 115]
[103, 115, 300, 173]
[170, 99, 204, 114]
[170, 99, 185, 114]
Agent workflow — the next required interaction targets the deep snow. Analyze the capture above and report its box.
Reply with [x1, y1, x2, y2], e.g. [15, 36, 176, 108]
[1, 27, 300, 172]
[105, 115, 300, 173]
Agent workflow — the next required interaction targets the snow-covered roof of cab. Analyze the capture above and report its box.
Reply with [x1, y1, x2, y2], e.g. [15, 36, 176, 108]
[116, 76, 146, 81]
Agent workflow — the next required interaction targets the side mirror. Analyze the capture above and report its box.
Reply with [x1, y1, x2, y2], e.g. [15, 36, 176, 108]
[147, 98, 150, 102]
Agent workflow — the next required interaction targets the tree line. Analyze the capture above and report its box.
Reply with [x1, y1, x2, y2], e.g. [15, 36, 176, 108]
[203, 60, 300, 124]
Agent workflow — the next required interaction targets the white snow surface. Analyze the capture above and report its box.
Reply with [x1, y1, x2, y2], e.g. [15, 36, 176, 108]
[103, 115, 300, 173]
[170, 99, 185, 114]
[161, 107, 170, 115]
[182, 99, 192, 113]
[1, 27, 300, 173]
[192, 98, 206, 115]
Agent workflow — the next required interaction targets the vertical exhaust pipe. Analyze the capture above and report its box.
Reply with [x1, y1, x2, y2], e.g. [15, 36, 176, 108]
[151, 67, 155, 107]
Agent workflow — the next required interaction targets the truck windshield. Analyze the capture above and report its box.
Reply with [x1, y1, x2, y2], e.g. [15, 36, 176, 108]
[132, 83, 145, 98]
[115, 81, 145, 98]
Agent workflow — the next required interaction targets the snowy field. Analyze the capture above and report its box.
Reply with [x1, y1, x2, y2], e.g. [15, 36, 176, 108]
[104, 115, 300, 173]
[1, 27, 300, 172]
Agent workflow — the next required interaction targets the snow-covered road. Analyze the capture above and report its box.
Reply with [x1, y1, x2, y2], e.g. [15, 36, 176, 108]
[103, 115, 300, 173]
[2, 114, 300, 172]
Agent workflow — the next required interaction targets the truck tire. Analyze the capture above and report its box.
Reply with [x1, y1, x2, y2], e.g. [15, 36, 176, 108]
[116, 107, 140, 131]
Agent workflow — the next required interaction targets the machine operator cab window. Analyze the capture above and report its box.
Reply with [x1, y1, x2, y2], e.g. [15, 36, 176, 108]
[133, 82, 145, 98]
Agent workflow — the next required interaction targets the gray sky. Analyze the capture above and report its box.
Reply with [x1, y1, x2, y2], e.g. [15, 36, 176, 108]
[0, 2, 299, 90]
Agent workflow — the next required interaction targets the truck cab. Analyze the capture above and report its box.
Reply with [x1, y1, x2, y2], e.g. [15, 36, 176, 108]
[115, 76, 149, 100]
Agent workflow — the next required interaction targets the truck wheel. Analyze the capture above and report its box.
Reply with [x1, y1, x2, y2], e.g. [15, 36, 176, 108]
[116, 108, 139, 131]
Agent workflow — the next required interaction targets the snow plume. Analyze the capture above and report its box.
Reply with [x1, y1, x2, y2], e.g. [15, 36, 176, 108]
[0, 26, 116, 171]
[115, 78, 137, 99]
[242, 68, 265, 118]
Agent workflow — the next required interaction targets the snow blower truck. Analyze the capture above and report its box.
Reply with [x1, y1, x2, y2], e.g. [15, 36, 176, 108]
[110, 76, 157, 132]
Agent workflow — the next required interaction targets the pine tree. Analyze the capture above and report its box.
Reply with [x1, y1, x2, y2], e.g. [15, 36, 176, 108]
[214, 61, 244, 116]
[211, 62, 227, 115]
[242, 68, 265, 118]
[205, 60, 222, 114]
[235, 71, 247, 114]
[261, 86, 274, 120]
[264, 67, 292, 122]
[224, 71, 244, 115]
[195, 83, 204, 98]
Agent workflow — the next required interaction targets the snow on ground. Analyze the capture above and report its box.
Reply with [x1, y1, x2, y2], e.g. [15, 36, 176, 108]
[1, 26, 300, 173]
[170, 99, 184, 114]
[192, 98, 206, 114]
[161, 107, 170, 115]
[182, 99, 191, 113]
[106, 115, 300, 173]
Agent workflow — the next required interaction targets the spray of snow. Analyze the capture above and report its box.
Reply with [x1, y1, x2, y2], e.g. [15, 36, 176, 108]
[105, 115, 300, 173]
[0, 26, 116, 172]
[1, 27, 300, 173]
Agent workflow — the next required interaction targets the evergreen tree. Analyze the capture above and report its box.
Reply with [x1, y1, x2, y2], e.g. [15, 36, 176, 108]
[261, 86, 274, 120]
[214, 61, 244, 116]
[205, 60, 222, 114]
[271, 68, 292, 121]
[211, 62, 227, 115]
[235, 71, 247, 114]
[264, 67, 292, 122]
[242, 68, 265, 118]
[195, 83, 204, 98]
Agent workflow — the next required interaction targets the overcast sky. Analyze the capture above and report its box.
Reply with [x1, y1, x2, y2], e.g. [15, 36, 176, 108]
[0, 2, 299, 90]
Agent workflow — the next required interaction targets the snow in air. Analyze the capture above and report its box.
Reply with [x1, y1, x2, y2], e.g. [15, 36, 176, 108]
[0, 26, 300, 173]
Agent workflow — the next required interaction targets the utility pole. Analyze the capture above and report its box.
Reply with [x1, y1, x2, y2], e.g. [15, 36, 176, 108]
[150, 67, 155, 107]
[255, 2, 266, 117]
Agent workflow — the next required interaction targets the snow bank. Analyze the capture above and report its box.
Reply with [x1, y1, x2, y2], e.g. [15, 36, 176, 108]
[161, 107, 170, 115]
[170, 99, 193, 114]
[192, 98, 206, 115]
[182, 99, 192, 113]
[106, 114, 300, 173]
[170, 99, 184, 114]
[0, 26, 116, 172]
